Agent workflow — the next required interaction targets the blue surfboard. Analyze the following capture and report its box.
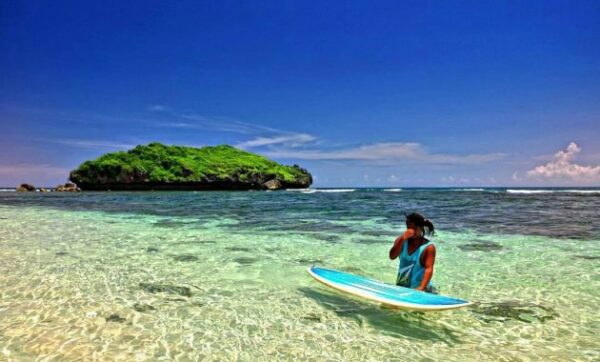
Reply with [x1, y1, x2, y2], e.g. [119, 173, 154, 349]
[307, 266, 472, 311]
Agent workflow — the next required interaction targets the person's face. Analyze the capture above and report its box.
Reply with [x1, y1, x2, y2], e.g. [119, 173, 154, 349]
[406, 221, 423, 237]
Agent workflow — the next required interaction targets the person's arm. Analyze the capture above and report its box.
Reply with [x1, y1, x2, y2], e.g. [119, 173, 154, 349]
[416, 245, 436, 291]
[389, 229, 415, 260]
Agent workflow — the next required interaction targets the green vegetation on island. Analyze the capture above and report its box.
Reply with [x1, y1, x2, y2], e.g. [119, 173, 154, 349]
[69, 142, 312, 190]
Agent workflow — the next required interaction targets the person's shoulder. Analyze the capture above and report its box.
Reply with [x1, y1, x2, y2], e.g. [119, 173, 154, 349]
[424, 242, 436, 252]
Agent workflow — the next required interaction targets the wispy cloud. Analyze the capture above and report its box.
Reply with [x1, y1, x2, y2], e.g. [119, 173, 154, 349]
[526, 142, 600, 183]
[155, 110, 319, 149]
[157, 114, 283, 135]
[53, 139, 137, 150]
[262, 142, 506, 165]
[236, 133, 317, 149]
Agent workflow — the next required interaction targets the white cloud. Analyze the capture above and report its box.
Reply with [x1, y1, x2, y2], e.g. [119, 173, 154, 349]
[388, 174, 399, 182]
[526, 143, 600, 183]
[263, 142, 506, 165]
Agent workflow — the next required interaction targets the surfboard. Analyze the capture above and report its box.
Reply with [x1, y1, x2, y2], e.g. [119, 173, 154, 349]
[307, 266, 472, 311]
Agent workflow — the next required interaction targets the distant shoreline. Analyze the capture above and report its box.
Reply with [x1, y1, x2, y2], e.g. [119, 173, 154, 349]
[3, 186, 600, 192]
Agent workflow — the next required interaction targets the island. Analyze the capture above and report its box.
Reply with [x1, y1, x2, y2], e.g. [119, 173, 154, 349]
[68, 142, 312, 191]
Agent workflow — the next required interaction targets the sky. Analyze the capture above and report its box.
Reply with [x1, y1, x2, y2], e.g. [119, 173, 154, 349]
[1, 0, 599, 187]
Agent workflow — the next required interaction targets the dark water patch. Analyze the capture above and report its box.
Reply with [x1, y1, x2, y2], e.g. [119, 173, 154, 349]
[225, 246, 253, 252]
[573, 255, 600, 260]
[139, 282, 192, 297]
[193, 240, 217, 244]
[146, 247, 159, 253]
[153, 219, 195, 228]
[264, 220, 353, 234]
[171, 254, 199, 262]
[2, 189, 600, 240]
[360, 230, 396, 239]
[471, 301, 557, 323]
[232, 257, 260, 265]
[133, 303, 156, 312]
[341, 266, 367, 275]
[458, 240, 504, 252]
[55, 251, 69, 256]
[106, 314, 126, 323]
[310, 233, 341, 243]
[353, 238, 387, 244]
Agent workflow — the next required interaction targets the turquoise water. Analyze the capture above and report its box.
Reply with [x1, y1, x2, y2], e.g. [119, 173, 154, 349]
[0, 189, 598, 360]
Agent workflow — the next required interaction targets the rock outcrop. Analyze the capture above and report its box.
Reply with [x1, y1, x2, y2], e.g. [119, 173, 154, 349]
[16, 183, 36, 192]
[55, 182, 81, 192]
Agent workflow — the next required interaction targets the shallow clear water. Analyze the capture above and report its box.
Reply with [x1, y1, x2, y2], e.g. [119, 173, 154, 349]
[0, 189, 598, 361]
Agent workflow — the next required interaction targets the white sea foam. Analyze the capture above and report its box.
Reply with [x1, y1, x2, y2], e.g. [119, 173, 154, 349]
[450, 188, 486, 192]
[315, 189, 356, 193]
[506, 189, 600, 194]
[0, 189, 15, 192]
[383, 188, 402, 192]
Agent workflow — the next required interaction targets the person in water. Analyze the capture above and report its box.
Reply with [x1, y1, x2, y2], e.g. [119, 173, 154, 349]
[389, 212, 436, 293]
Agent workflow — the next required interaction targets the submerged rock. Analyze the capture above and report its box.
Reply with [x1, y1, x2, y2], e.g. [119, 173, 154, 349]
[471, 301, 557, 323]
[16, 183, 36, 192]
[106, 314, 126, 323]
[458, 240, 504, 252]
[171, 254, 199, 262]
[232, 257, 259, 265]
[302, 313, 322, 322]
[573, 255, 600, 260]
[146, 247, 159, 253]
[133, 303, 156, 312]
[55, 251, 69, 256]
[225, 246, 253, 252]
[139, 282, 192, 297]
[295, 258, 324, 265]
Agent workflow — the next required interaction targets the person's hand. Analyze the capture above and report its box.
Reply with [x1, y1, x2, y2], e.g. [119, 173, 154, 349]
[402, 228, 415, 240]
[415, 286, 426, 292]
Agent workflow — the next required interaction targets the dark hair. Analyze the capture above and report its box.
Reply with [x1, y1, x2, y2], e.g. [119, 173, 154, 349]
[405, 212, 435, 236]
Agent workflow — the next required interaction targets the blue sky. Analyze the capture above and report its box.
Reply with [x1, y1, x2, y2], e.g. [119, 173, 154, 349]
[1, 0, 599, 187]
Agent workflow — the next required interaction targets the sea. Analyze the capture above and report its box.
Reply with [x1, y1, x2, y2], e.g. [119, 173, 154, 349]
[0, 188, 598, 361]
